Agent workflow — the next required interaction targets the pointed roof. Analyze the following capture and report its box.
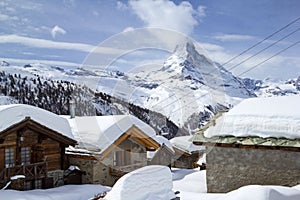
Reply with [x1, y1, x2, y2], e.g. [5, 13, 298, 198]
[64, 115, 162, 157]
[0, 104, 76, 145]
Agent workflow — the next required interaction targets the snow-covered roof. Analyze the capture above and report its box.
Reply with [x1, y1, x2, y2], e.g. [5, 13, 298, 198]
[155, 135, 175, 153]
[170, 135, 205, 154]
[0, 104, 74, 140]
[147, 135, 175, 159]
[64, 115, 160, 154]
[204, 96, 300, 139]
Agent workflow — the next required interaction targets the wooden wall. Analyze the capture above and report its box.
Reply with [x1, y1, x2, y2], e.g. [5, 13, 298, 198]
[0, 127, 64, 171]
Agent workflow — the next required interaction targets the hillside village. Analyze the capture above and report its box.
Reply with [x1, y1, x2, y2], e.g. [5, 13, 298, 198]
[0, 1, 300, 199]
[0, 42, 299, 200]
[0, 94, 300, 199]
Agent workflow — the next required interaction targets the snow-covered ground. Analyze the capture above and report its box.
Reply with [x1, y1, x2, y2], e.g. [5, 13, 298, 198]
[1, 167, 300, 200]
[0, 184, 110, 200]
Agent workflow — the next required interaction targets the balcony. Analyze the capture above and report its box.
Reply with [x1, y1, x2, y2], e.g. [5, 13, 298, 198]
[0, 162, 48, 185]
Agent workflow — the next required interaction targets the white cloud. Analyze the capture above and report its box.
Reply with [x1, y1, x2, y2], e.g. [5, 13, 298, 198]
[0, 34, 124, 55]
[214, 34, 257, 42]
[203, 45, 300, 80]
[122, 27, 135, 33]
[51, 25, 67, 38]
[0, 14, 10, 21]
[199, 42, 224, 52]
[0, 13, 18, 21]
[197, 5, 206, 17]
[2, 57, 80, 67]
[116, 1, 128, 10]
[128, 0, 204, 35]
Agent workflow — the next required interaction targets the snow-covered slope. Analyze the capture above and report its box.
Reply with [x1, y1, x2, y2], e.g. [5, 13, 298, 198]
[242, 77, 300, 97]
[114, 41, 255, 132]
[0, 40, 298, 137]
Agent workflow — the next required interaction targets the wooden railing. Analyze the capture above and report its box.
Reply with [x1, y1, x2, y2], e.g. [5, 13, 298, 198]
[109, 163, 145, 178]
[0, 162, 47, 184]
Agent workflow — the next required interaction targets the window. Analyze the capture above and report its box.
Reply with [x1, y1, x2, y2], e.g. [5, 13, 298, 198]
[21, 147, 30, 165]
[113, 150, 131, 166]
[35, 179, 42, 189]
[24, 181, 32, 190]
[5, 148, 15, 168]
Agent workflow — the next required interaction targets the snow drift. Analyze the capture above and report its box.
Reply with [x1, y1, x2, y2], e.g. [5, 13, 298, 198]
[104, 165, 176, 200]
[222, 185, 300, 200]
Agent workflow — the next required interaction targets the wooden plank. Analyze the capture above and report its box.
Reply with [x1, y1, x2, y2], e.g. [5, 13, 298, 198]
[0, 148, 4, 171]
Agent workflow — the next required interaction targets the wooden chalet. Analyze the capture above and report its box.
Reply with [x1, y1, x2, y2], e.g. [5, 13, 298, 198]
[64, 115, 172, 186]
[0, 104, 76, 190]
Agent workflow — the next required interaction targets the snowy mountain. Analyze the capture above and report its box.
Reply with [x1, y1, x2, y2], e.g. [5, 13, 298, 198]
[242, 77, 300, 97]
[110, 41, 256, 132]
[0, 41, 298, 137]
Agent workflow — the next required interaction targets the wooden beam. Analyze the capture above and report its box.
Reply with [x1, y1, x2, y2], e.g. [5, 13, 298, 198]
[0, 118, 76, 146]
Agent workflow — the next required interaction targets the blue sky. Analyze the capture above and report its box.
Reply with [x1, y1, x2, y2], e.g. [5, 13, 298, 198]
[0, 0, 299, 80]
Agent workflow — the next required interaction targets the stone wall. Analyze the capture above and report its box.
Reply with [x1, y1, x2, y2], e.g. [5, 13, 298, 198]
[206, 146, 300, 193]
[68, 157, 95, 184]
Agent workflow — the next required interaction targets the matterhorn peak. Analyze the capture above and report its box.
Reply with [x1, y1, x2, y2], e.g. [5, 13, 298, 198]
[173, 39, 197, 58]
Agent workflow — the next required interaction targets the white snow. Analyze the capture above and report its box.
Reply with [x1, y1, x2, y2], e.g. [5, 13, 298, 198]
[204, 96, 300, 139]
[147, 135, 175, 159]
[221, 185, 300, 200]
[104, 165, 176, 200]
[0, 184, 110, 200]
[0, 104, 74, 140]
[10, 175, 25, 180]
[170, 135, 205, 154]
[172, 168, 207, 193]
[68, 165, 80, 171]
[1, 168, 300, 200]
[155, 135, 175, 153]
[63, 115, 159, 153]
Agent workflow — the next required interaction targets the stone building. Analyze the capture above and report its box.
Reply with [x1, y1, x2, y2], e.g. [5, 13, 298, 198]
[170, 135, 205, 169]
[193, 96, 300, 193]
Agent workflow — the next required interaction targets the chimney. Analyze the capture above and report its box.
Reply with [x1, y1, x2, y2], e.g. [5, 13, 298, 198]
[69, 100, 76, 119]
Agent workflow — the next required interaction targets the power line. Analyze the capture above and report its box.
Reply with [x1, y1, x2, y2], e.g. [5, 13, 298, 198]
[228, 27, 300, 71]
[151, 17, 300, 110]
[239, 40, 300, 76]
[222, 16, 300, 67]
[169, 40, 300, 115]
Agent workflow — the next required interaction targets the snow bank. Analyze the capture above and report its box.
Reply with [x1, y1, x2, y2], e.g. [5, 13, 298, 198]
[172, 169, 207, 193]
[204, 96, 300, 139]
[0, 104, 74, 140]
[105, 165, 175, 200]
[0, 184, 110, 200]
[222, 185, 300, 200]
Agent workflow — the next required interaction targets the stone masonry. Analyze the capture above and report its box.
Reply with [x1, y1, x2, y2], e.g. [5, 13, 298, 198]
[206, 146, 300, 193]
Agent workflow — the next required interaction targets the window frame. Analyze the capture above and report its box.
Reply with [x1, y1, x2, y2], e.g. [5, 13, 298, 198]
[5, 148, 15, 168]
[21, 146, 31, 165]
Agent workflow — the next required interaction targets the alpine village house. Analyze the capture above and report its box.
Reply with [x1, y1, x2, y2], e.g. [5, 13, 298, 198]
[193, 96, 300, 193]
[0, 104, 174, 190]
[0, 104, 76, 190]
